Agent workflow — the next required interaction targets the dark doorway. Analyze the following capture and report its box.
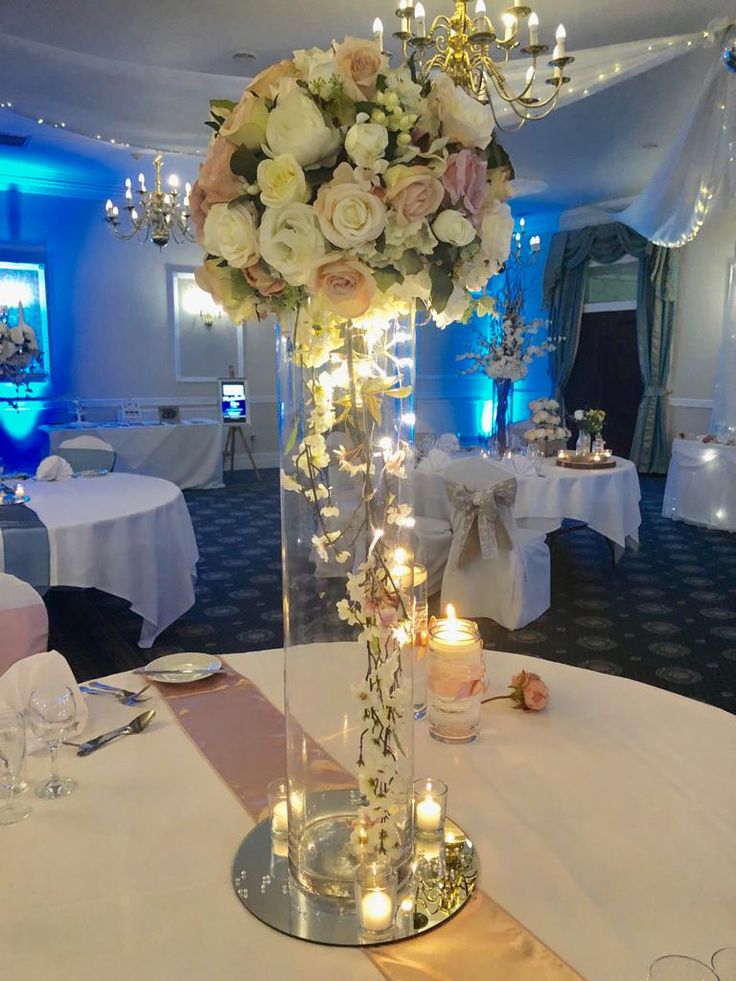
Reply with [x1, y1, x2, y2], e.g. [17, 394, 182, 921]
[565, 308, 643, 458]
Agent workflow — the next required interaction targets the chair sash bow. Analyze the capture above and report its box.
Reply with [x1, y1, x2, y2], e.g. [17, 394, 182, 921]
[446, 478, 517, 567]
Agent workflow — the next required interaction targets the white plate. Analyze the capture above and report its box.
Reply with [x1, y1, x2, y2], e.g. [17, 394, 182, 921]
[143, 652, 222, 684]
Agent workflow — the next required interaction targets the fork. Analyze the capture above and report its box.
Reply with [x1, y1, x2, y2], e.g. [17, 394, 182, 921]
[80, 683, 151, 706]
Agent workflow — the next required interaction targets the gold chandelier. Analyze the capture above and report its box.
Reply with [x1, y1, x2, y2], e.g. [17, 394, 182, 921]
[374, 0, 573, 126]
[104, 154, 195, 248]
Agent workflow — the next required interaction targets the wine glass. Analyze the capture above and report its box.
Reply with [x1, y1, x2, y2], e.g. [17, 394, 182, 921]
[712, 948, 736, 981]
[648, 955, 719, 980]
[0, 710, 32, 824]
[28, 686, 77, 799]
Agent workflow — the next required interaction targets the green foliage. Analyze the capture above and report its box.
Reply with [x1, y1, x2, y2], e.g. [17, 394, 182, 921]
[373, 266, 405, 292]
[429, 264, 453, 313]
[229, 146, 259, 183]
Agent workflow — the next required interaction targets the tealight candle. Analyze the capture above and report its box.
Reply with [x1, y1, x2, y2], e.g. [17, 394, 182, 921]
[413, 776, 448, 839]
[14, 483, 25, 502]
[355, 860, 397, 936]
[267, 778, 289, 839]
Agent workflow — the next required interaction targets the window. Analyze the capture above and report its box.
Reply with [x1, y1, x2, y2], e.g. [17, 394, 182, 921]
[584, 258, 638, 310]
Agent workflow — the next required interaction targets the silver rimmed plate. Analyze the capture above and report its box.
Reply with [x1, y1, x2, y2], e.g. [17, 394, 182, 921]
[143, 652, 222, 684]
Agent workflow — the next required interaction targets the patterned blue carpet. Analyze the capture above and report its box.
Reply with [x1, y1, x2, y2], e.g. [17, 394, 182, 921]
[51, 469, 736, 714]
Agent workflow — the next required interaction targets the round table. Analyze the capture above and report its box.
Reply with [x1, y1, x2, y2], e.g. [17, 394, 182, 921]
[4, 648, 733, 981]
[0, 473, 198, 647]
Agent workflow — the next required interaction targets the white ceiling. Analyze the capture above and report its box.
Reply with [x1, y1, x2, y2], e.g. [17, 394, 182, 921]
[0, 0, 731, 208]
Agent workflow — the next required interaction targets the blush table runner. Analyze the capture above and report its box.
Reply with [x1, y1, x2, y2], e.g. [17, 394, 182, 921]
[154, 660, 581, 980]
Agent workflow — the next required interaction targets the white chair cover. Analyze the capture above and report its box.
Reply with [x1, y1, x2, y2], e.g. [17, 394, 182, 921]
[440, 457, 550, 630]
[58, 435, 115, 452]
[412, 517, 452, 596]
[58, 435, 116, 472]
[0, 573, 49, 673]
[435, 433, 460, 454]
[35, 455, 73, 481]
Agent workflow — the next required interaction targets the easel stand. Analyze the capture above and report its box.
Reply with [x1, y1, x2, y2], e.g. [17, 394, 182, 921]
[223, 424, 261, 480]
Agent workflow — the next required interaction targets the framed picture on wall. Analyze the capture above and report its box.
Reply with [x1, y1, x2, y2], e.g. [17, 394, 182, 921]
[0, 259, 51, 390]
[168, 265, 245, 382]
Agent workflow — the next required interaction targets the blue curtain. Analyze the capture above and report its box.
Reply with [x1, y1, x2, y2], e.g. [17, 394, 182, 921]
[543, 222, 679, 473]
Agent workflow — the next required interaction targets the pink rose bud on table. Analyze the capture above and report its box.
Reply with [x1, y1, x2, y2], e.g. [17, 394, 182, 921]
[510, 670, 549, 711]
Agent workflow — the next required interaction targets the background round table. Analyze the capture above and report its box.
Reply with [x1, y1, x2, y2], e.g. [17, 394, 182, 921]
[0, 473, 198, 647]
[3, 648, 733, 981]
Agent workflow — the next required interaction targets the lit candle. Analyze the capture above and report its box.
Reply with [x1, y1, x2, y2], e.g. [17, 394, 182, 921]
[168, 173, 179, 190]
[373, 16, 384, 49]
[360, 890, 394, 932]
[502, 11, 516, 41]
[125, 186, 132, 202]
[528, 11, 539, 46]
[14, 483, 25, 501]
[398, 0, 409, 33]
[555, 23, 566, 57]
[415, 1, 426, 37]
[138, 172, 146, 189]
[111, 205, 119, 218]
[105, 198, 113, 215]
[415, 796, 442, 832]
[271, 800, 288, 836]
[430, 604, 482, 655]
[473, 0, 486, 31]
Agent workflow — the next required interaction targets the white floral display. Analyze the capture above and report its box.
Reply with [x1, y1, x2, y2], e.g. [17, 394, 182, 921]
[193, 37, 515, 863]
[524, 397, 571, 443]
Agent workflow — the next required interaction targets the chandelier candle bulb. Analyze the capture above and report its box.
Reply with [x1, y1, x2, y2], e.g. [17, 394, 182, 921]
[415, 2, 426, 37]
[473, 0, 486, 31]
[555, 23, 566, 56]
[373, 17, 384, 49]
[528, 12, 539, 46]
[502, 11, 516, 41]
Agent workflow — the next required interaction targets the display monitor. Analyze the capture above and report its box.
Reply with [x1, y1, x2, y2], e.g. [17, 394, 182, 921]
[219, 378, 248, 424]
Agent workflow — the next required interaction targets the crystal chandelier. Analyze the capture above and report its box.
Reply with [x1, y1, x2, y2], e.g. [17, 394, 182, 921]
[373, 0, 573, 126]
[510, 217, 541, 265]
[104, 154, 194, 248]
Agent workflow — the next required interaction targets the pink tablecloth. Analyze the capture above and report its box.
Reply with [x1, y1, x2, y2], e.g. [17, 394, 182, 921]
[0, 574, 49, 672]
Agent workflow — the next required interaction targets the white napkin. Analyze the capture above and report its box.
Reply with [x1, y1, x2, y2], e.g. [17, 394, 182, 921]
[500, 454, 538, 477]
[436, 432, 460, 453]
[35, 455, 73, 481]
[0, 650, 87, 751]
[417, 448, 451, 473]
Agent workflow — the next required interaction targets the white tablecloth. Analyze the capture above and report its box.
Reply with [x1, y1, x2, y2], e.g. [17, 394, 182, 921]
[44, 421, 224, 490]
[663, 438, 736, 532]
[4, 647, 734, 981]
[0, 474, 198, 647]
[415, 456, 642, 549]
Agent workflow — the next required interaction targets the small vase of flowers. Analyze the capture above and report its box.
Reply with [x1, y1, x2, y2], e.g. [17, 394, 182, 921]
[573, 408, 605, 455]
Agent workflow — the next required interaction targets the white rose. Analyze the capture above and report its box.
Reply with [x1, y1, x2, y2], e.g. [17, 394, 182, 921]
[345, 122, 389, 168]
[430, 74, 494, 150]
[259, 203, 326, 286]
[293, 47, 341, 99]
[314, 170, 386, 250]
[435, 282, 471, 329]
[203, 203, 260, 269]
[266, 89, 341, 167]
[480, 200, 513, 270]
[257, 154, 308, 208]
[574, 410, 584, 421]
[431, 209, 476, 247]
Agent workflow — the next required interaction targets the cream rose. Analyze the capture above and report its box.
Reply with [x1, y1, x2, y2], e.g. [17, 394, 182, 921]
[309, 253, 377, 320]
[259, 203, 326, 286]
[266, 89, 340, 167]
[257, 154, 308, 208]
[430, 74, 494, 150]
[384, 164, 444, 227]
[480, 200, 513, 270]
[219, 95, 269, 151]
[194, 260, 257, 324]
[334, 36, 386, 102]
[203, 203, 260, 269]
[247, 59, 296, 99]
[345, 121, 389, 168]
[431, 209, 476, 247]
[314, 164, 386, 250]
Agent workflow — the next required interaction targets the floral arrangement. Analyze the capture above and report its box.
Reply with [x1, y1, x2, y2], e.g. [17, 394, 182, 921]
[574, 407, 606, 436]
[192, 37, 515, 867]
[0, 303, 40, 385]
[524, 397, 570, 443]
[483, 669, 549, 711]
[192, 37, 515, 329]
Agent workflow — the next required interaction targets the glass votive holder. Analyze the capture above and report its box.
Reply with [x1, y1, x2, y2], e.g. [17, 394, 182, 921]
[267, 778, 288, 839]
[354, 859, 397, 939]
[413, 777, 447, 840]
[427, 611, 484, 743]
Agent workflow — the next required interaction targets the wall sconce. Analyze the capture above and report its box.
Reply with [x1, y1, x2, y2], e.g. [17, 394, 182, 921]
[182, 284, 223, 327]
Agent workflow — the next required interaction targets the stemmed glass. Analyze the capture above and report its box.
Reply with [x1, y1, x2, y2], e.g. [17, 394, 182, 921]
[0, 710, 32, 824]
[28, 686, 77, 799]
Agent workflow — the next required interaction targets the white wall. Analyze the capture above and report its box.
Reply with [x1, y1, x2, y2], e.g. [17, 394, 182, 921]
[668, 198, 736, 438]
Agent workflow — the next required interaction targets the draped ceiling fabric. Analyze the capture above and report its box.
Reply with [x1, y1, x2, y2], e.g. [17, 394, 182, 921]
[0, 27, 714, 156]
[544, 223, 679, 474]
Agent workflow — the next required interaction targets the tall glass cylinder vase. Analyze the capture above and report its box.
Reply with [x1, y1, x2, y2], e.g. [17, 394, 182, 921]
[278, 306, 416, 901]
[494, 378, 512, 457]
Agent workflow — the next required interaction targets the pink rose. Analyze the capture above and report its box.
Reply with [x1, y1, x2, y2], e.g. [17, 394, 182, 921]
[309, 253, 377, 320]
[334, 37, 386, 102]
[384, 165, 445, 228]
[247, 59, 296, 99]
[442, 149, 488, 224]
[219, 94, 269, 151]
[510, 670, 549, 711]
[243, 261, 286, 298]
[192, 136, 247, 243]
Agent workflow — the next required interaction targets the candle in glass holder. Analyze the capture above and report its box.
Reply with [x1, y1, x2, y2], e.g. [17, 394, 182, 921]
[14, 483, 25, 502]
[427, 605, 484, 743]
[413, 776, 447, 839]
[355, 860, 397, 936]
[267, 778, 288, 839]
